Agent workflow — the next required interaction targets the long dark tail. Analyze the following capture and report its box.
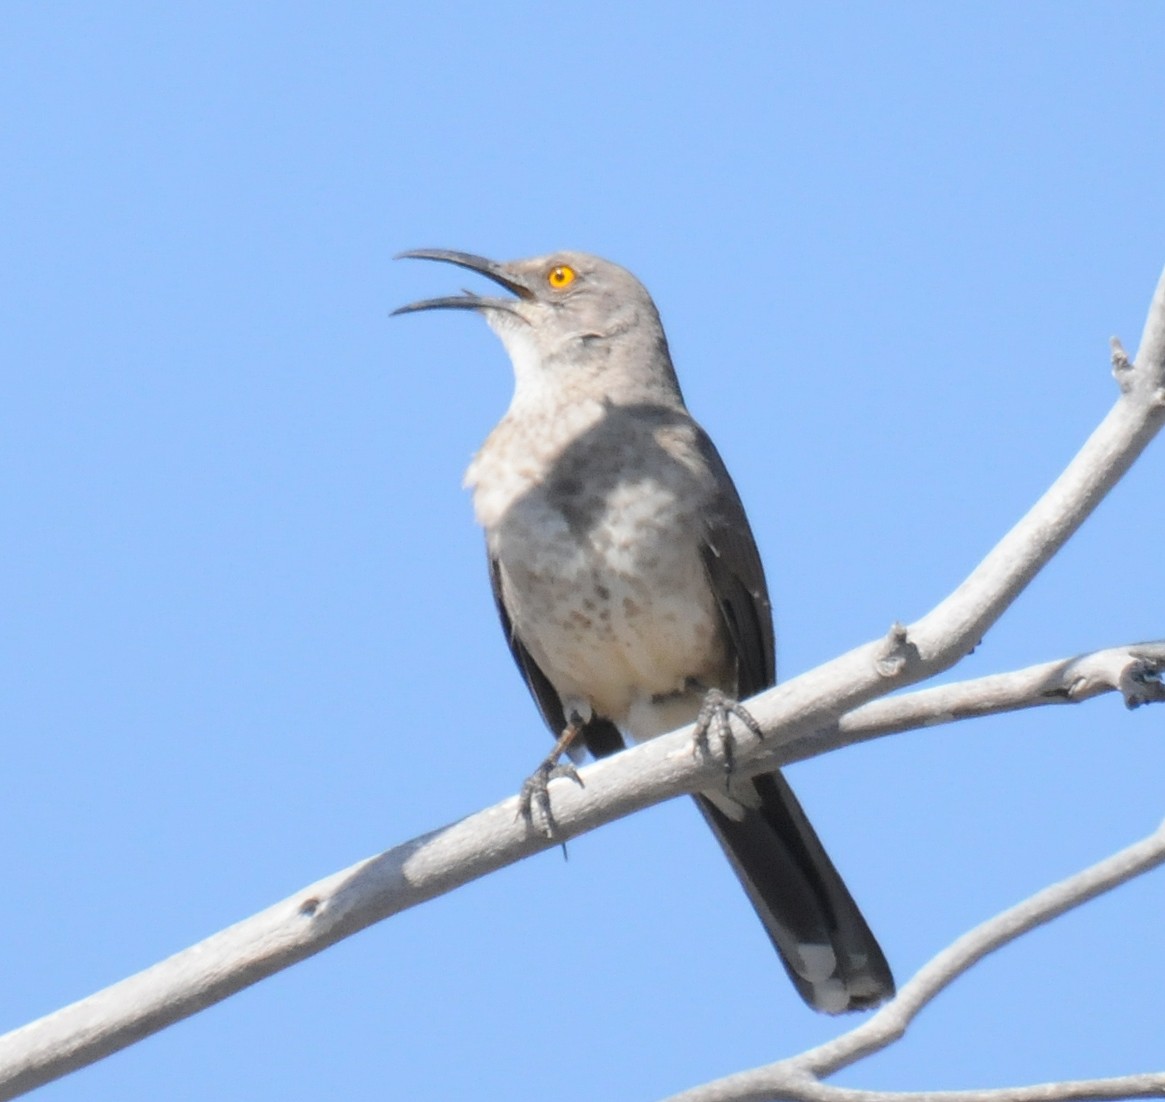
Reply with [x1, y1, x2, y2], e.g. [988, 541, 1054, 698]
[694, 770, 894, 1013]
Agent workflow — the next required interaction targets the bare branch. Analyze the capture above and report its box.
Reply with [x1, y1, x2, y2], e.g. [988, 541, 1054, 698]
[662, 1069, 1165, 1102]
[0, 267, 1161, 1098]
[661, 818, 1165, 1102]
[0, 641, 1161, 1100]
[732, 263, 1165, 773]
[780, 640, 1165, 765]
[805, 823, 1165, 1077]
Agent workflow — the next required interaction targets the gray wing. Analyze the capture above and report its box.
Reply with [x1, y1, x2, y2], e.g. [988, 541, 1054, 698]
[692, 428, 895, 1012]
[694, 430, 776, 699]
[487, 551, 625, 760]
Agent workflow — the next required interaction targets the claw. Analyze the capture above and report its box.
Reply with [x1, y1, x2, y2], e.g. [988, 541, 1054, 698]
[693, 689, 764, 784]
[517, 758, 584, 838]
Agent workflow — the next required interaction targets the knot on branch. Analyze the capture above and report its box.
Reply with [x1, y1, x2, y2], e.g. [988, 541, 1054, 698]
[1111, 336, 1134, 392]
[1121, 653, 1165, 709]
[1111, 336, 1165, 407]
[875, 622, 919, 678]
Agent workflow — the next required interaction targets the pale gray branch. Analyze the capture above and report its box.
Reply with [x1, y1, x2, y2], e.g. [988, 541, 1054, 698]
[661, 819, 1165, 1102]
[737, 264, 1165, 766]
[663, 1071, 1165, 1102]
[779, 640, 1165, 765]
[1, 642, 1161, 1100]
[0, 266, 1161, 1099]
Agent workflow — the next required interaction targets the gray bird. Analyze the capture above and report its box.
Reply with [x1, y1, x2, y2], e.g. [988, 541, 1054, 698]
[393, 249, 894, 1012]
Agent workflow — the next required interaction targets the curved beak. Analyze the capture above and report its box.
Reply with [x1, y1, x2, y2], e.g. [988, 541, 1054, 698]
[391, 249, 533, 316]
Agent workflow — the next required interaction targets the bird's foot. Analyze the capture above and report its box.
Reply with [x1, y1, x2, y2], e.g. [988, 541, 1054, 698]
[693, 688, 764, 780]
[517, 756, 584, 838]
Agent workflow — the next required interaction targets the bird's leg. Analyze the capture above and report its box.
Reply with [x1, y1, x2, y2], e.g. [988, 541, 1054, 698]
[692, 686, 764, 782]
[517, 717, 586, 837]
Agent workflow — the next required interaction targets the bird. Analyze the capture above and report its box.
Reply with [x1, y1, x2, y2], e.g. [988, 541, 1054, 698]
[393, 248, 894, 1012]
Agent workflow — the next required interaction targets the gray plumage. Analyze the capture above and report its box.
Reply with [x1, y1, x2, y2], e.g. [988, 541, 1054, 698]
[394, 249, 894, 1012]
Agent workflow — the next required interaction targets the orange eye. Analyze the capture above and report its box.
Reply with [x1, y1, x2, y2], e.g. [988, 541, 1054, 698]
[547, 264, 576, 290]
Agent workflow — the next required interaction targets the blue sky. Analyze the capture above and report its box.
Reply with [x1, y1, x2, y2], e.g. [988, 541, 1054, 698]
[3, 4, 1164, 1099]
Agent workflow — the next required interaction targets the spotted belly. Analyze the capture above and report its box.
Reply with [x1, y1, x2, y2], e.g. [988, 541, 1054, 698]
[490, 482, 729, 730]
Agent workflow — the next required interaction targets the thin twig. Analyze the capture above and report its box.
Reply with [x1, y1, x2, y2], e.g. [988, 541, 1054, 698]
[779, 641, 1165, 765]
[661, 819, 1165, 1102]
[662, 1070, 1165, 1102]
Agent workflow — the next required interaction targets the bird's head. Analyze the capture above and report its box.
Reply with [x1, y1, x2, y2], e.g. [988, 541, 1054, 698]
[393, 249, 681, 404]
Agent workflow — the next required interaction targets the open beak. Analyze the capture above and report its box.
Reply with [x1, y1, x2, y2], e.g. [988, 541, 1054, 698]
[391, 249, 533, 316]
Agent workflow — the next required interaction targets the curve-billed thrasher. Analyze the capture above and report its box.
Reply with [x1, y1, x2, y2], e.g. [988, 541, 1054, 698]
[393, 249, 894, 1012]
